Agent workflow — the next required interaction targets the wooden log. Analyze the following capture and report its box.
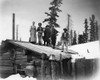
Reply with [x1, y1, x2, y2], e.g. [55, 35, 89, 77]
[12, 13, 15, 40]
[0, 66, 13, 78]
[15, 55, 27, 60]
[75, 59, 85, 78]
[0, 60, 12, 66]
[49, 54, 56, 80]
[0, 66, 13, 71]
[9, 49, 17, 74]
[15, 59, 27, 64]
[0, 68, 13, 74]
[67, 59, 71, 77]
[71, 58, 76, 80]
[41, 53, 47, 80]
[16, 51, 25, 55]
[0, 57, 10, 60]
[0, 55, 10, 59]
[0, 59, 11, 63]
[60, 54, 63, 78]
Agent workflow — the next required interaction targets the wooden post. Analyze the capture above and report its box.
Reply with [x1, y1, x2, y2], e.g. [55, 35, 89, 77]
[12, 13, 15, 40]
[16, 25, 18, 41]
[10, 49, 17, 74]
[67, 60, 70, 76]
[60, 54, 63, 78]
[67, 14, 71, 46]
[49, 54, 55, 80]
[71, 58, 76, 80]
[51, 61, 55, 80]
[41, 53, 47, 80]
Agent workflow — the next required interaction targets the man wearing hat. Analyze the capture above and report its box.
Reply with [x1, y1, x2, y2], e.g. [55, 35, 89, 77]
[61, 28, 69, 52]
[37, 23, 43, 45]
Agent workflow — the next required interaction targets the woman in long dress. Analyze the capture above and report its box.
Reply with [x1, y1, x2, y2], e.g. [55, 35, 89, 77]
[30, 21, 37, 44]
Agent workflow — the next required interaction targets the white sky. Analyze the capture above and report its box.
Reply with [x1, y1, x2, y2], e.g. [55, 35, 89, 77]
[0, 0, 100, 43]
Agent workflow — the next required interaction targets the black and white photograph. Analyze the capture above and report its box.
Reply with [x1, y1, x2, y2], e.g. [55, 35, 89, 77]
[0, 0, 100, 80]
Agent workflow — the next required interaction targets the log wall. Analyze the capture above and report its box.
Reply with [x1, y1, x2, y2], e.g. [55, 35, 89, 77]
[0, 51, 27, 78]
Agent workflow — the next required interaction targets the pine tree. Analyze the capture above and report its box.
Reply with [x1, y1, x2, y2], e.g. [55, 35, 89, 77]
[90, 14, 99, 41]
[84, 18, 89, 42]
[72, 31, 77, 45]
[70, 29, 73, 45]
[43, 0, 63, 28]
[83, 32, 86, 43]
[78, 34, 84, 44]
[90, 14, 95, 41]
[95, 21, 99, 40]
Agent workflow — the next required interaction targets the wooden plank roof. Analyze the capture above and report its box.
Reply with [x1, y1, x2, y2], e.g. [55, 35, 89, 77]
[2, 40, 74, 61]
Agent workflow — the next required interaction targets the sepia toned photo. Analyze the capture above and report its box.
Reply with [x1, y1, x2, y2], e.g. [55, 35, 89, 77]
[0, 0, 100, 80]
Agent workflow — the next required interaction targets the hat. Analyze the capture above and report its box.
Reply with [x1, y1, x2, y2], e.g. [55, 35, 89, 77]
[63, 28, 67, 31]
[32, 21, 35, 23]
[38, 22, 42, 25]
[46, 25, 49, 27]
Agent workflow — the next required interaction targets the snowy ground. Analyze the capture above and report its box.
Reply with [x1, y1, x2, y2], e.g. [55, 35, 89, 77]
[59, 41, 100, 59]
[0, 74, 37, 80]
[68, 41, 100, 59]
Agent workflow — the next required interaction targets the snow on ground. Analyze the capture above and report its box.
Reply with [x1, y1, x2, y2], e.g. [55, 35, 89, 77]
[68, 41, 100, 59]
[58, 41, 100, 59]
[0, 74, 37, 80]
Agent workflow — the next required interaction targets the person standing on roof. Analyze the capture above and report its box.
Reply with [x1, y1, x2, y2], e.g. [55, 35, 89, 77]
[29, 21, 37, 44]
[61, 28, 69, 52]
[37, 23, 43, 45]
[50, 26, 58, 49]
[43, 25, 51, 46]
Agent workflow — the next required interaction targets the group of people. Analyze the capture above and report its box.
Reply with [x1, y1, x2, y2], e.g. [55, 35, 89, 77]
[29, 21, 69, 52]
[29, 21, 59, 49]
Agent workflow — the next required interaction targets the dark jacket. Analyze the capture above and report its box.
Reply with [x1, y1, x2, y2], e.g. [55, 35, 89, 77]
[51, 28, 58, 39]
[61, 32, 69, 41]
[44, 27, 51, 38]
[37, 27, 43, 32]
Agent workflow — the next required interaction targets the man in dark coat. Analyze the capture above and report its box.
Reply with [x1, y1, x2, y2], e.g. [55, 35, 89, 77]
[50, 26, 58, 49]
[43, 25, 51, 46]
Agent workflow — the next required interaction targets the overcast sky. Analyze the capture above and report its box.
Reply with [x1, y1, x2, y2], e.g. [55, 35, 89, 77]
[0, 0, 100, 43]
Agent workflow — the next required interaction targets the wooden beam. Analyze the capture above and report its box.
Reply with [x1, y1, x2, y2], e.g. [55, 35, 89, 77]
[71, 58, 76, 80]
[50, 54, 56, 80]
[12, 13, 15, 40]
[10, 49, 17, 74]
[60, 54, 63, 78]
[41, 53, 47, 80]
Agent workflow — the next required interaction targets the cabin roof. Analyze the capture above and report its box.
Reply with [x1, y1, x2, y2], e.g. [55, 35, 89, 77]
[2, 39, 76, 61]
[2, 40, 99, 60]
